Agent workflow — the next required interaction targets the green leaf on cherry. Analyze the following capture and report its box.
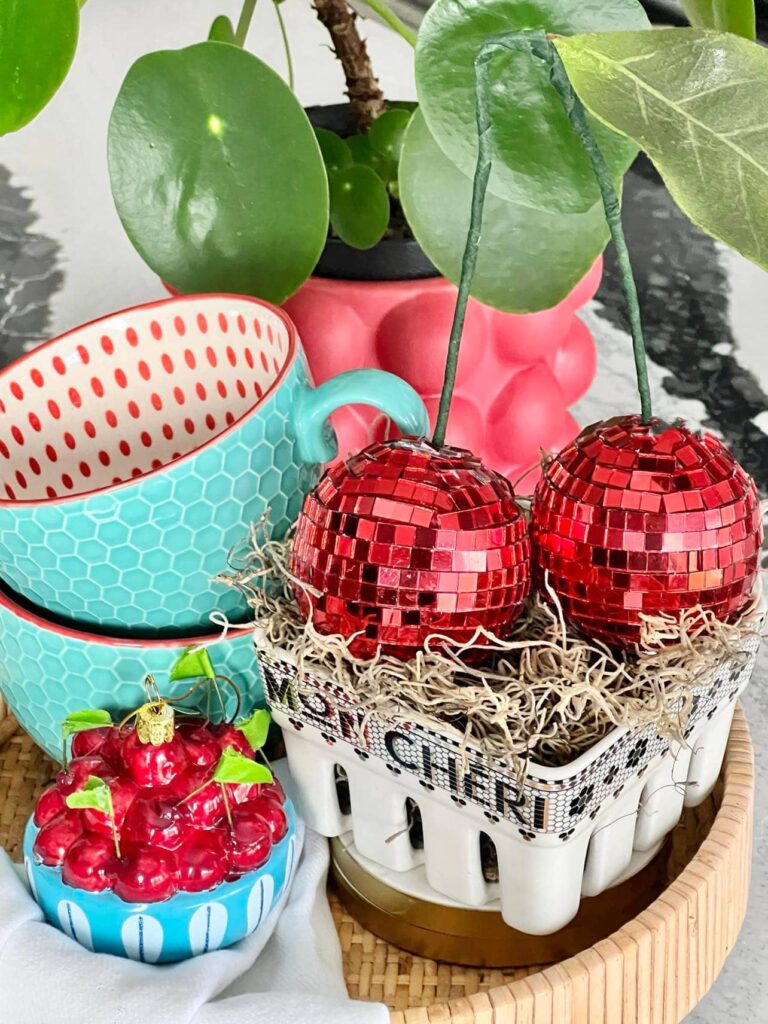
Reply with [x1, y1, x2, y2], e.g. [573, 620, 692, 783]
[368, 108, 412, 167]
[315, 128, 352, 175]
[170, 646, 216, 682]
[0, 0, 80, 135]
[213, 748, 274, 785]
[65, 776, 114, 818]
[329, 165, 390, 249]
[235, 709, 272, 751]
[208, 15, 237, 43]
[62, 709, 113, 740]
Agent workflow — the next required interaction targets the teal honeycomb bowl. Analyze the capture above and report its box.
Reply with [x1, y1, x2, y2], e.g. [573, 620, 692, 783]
[0, 584, 263, 762]
[0, 294, 427, 634]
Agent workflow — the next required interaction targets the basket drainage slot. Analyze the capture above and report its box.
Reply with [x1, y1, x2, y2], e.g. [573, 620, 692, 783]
[480, 831, 499, 882]
[334, 765, 351, 816]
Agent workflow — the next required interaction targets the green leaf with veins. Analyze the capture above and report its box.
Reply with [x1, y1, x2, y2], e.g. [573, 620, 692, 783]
[66, 777, 114, 817]
[315, 128, 352, 174]
[329, 165, 391, 249]
[556, 29, 768, 272]
[236, 709, 271, 751]
[400, 109, 608, 312]
[62, 709, 113, 740]
[213, 748, 273, 784]
[414, 0, 649, 213]
[681, 0, 755, 39]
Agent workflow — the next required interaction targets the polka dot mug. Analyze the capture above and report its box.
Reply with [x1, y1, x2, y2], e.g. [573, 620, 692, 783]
[0, 294, 428, 633]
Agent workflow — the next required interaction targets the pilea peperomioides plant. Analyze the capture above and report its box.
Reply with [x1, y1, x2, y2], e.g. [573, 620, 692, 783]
[106, 0, 768, 314]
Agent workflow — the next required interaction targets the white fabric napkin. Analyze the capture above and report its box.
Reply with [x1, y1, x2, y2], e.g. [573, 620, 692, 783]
[0, 827, 387, 1024]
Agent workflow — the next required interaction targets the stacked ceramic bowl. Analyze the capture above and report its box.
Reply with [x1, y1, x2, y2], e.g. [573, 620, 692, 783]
[0, 294, 427, 760]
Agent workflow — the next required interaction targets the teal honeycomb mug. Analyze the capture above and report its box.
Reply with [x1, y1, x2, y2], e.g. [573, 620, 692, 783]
[0, 294, 428, 634]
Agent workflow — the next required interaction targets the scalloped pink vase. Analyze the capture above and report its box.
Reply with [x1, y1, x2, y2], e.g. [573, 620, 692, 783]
[283, 260, 601, 490]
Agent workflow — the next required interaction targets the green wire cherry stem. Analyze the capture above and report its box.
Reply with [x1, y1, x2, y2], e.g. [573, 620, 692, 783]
[430, 29, 652, 449]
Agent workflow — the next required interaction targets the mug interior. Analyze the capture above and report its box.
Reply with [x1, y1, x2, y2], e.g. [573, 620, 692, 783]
[0, 295, 293, 503]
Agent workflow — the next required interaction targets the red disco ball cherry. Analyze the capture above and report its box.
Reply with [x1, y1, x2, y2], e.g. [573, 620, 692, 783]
[290, 437, 531, 661]
[531, 415, 762, 649]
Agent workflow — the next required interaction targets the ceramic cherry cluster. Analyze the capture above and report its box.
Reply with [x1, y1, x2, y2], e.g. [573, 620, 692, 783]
[32, 707, 286, 903]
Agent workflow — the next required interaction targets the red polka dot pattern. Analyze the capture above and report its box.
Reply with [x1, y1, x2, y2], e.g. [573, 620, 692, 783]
[0, 299, 291, 501]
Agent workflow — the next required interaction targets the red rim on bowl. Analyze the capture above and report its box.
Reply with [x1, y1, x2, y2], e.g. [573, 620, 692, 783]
[0, 293, 298, 509]
[0, 580, 249, 647]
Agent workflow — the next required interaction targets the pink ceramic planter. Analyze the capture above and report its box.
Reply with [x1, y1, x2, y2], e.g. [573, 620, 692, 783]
[283, 259, 601, 490]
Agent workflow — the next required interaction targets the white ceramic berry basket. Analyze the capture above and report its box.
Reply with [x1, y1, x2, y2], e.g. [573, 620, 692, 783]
[255, 591, 764, 936]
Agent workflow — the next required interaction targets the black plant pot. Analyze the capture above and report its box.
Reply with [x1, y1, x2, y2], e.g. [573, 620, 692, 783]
[305, 103, 439, 282]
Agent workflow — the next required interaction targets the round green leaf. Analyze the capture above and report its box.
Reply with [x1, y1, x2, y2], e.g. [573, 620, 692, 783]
[209, 15, 237, 43]
[315, 127, 353, 174]
[414, 0, 649, 213]
[400, 109, 608, 312]
[346, 134, 391, 181]
[108, 42, 329, 304]
[329, 165, 390, 249]
[0, 0, 79, 135]
[368, 108, 413, 165]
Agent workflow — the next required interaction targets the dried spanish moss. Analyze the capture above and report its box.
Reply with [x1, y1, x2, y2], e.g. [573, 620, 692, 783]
[217, 519, 762, 770]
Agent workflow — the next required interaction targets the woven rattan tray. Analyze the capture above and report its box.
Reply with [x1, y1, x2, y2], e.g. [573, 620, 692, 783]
[0, 702, 753, 1024]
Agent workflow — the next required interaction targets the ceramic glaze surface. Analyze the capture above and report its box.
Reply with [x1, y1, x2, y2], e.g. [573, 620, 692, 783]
[0, 295, 427, 632]
[283, 261, 601, 489]
[0, 586, 261, 761]
[24, 804, 301, 962]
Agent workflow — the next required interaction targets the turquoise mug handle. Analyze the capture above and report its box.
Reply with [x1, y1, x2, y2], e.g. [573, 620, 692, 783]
[293, 369, 429, 463]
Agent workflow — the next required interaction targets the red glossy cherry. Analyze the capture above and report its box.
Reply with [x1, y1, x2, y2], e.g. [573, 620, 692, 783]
[82, 776, 138, 838]
[177, 829, 229, 893]
[100, 726, 130, 768]
[33, 811, 84, 867]
[291, 437, 531, 660]
[227, 808, 273, 875]
[114, 846, 179, 903]
[56, 755, 112, 795]
[123, 794, 191, 851]
[210, 723, 252, 758]
[171, 767, 225, 830]
[33, 785, 67, 827]
[62, 834, 117, 893]
[532, 416, 762, 648]
[176, 719, 222, 769]
[70, 727, 110, 759]
[122, 731, 188, 788]
[239, 796, 288, 843]
[256, 778, 285, 805]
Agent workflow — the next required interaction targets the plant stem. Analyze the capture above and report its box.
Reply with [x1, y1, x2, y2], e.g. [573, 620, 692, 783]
[431, 52, 494, 448]
[313, 0, 387, 131]
[235, 0, 258, 46]
[433, 29, 652, 444]
[273, 1, 295, 91]
[220, 783, 234, 830]
[540, 36, 652, 423]
[356, 0, 417, 47]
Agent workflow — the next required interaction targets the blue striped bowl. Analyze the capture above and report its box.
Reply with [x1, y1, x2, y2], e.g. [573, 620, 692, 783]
[24, 800, 300, 962]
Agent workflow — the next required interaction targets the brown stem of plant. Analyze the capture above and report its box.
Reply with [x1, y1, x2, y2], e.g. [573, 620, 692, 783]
[313, 0, 386, 131]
